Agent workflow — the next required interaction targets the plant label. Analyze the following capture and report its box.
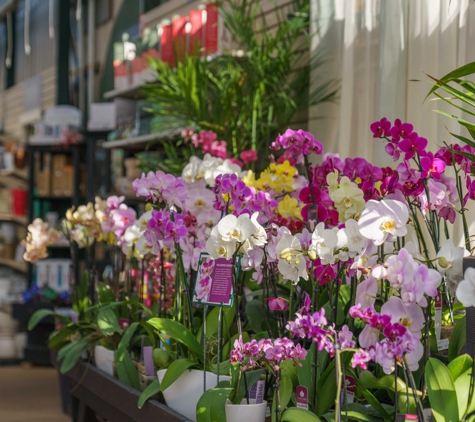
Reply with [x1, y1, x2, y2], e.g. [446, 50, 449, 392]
[296, 386, 308, 410]
[395, 415, 418, 422]
[434, 291, 442, 341]
[143, 346, 155, 377]
[341, 375, 356, 405]
[193, 253, 239, 307]
[255, 380, 265, 404]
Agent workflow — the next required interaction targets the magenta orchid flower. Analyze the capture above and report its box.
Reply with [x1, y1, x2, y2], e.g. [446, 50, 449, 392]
[421, 152, 446, 180]
[398, 132, 427, 160]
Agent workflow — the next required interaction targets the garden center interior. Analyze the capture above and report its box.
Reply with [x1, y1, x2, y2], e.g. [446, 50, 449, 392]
[1, 1, 475, 421]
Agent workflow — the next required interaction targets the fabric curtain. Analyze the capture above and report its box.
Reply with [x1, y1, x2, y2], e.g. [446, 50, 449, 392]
[309, 0, 475, 244]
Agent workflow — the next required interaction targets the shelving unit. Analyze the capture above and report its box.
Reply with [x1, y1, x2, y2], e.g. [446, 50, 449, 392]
[0, 214, 28, 225]
[102, 128, 182, 150]
[0, 258, 28, 273]
[103, 83, 144, 100]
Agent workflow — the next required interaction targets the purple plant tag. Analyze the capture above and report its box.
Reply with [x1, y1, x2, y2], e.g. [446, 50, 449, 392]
[143, 346, 154, 377]
[193, 254, 235, 307]
[296, 386, 308, 410]
[255, 380, 265, 404]
[71, 311, 78, 323]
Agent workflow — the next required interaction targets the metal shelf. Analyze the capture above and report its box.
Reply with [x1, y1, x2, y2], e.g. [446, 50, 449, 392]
[102, 128, 182, 150]
[0, 258, 28, 273]
[103, 83, 144, 100]
[0, 168, 28, 181]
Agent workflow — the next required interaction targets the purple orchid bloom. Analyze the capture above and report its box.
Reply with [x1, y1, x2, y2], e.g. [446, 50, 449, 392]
[421, 152, 446, 180]
[398, 132, 427, 160]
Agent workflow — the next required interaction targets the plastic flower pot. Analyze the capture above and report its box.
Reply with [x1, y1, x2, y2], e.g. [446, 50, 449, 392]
[225, 399, 268, 422]
[157, 368, 229, 422]
[94, 345, 115, 376]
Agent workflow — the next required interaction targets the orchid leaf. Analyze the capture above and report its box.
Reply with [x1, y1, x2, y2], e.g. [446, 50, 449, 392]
[196, 388, 233, 422]
[138, 379, 161, 409]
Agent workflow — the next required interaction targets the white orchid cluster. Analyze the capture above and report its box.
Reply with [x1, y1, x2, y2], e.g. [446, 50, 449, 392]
[205, 213, 267, 260]
[182, 154, 242, 187]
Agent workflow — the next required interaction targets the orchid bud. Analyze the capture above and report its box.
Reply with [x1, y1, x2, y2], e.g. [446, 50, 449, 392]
[307, 249, 317, 261]
[438, 256, 448, 269]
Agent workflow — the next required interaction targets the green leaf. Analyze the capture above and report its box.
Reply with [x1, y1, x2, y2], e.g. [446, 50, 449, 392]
[323, 403, 383, 422]
[196, 305, 236, 345]
[448, 354, 473, 381]
[147, 318, 204, 360]
[97, 282, 117, 306]
[454, 366, 472, 418]
[196, 388, 233, 422]
[360, 388, 391, 422]
[117, 322, 140, 351]
[449, 132, 475, 149]
[425, 357, 459, 422]
[160, 358, 197, 391]
[426, 62, 475, 98]
[48, 324, 81, 350]
[272, 373, 293, 422]
[236, 369, 265, 404]
[28, 309, 69, 330]
[245, 300, 267, 334]
[59, 337, 90, 373]
[97, 307, 121, 336]
[138, 379, 161, 409]
[448, 316, 466, 362]
[297, 343, 313, 390]
[281, 407, 322, 422]
[115, 348, 140, 390]
[280, 360, 299, 386]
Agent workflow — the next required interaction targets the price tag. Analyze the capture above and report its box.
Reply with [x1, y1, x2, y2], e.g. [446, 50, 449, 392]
[341, 375, 356, 405]
[395, 414, 418, 422]
[296, 386, 308, 410]
[119, 318, 130, 330]
[143, 346, 155, 377]
[434, 292, 449, 351]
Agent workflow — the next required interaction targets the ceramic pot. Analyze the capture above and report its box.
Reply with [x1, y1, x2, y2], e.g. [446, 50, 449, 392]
[226, 399, 268, 422]
[157, 369, 229, 422]
[94, 345, 115, 376]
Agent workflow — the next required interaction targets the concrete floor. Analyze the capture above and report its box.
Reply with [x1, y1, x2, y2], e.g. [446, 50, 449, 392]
[0, 365, 70, 422]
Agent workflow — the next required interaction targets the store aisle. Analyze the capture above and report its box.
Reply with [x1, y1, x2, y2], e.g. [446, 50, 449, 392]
[0, 365, 70, 422]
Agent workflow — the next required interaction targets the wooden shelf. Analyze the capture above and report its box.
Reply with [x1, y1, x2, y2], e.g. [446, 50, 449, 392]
[102, 128, 182, 150]
[103, 83, 144, 100]
[0, 258, 28, 273]
[33, 195, 73, 201]
[0, 168, 28, 181]
[0, 213, 28, 225]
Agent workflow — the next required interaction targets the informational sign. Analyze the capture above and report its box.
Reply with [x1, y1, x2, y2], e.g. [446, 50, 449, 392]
[193, 253, 239, 307]
[296, 386, 308, 410]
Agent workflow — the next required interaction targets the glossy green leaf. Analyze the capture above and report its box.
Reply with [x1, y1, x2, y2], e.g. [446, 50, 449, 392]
[196, 388, 233, 422]
[449, 132, 475, 149]
[115, 348, 140, 390]
[97, 282, 117, 306]
[425, 358, 459, 422]
[360, 388, 391, 422]
[281, 407, 322, 422]
[297, 344, 313, 390]
[280, 360, 299, 386]
[28, 309, 69, 331]
[137, 379, 161, 409]
[97, 307, 121, 336]
[316, 359, 337, 416]
[147, 318, 204, 360]
[160, 358, 197, 391]
[323, 403, 382, 422]
[448, 316, 466, 362]
[448, 354, 473, 381]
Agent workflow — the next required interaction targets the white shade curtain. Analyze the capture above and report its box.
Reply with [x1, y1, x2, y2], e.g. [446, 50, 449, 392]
[308, 0, 475, 244]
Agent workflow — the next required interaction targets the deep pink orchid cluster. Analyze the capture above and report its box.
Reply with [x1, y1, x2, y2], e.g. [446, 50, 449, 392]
[270, 129, 323, 164]
[231, 336, 307, 370]
[144, 209, 188, 251]
[190, 130, 229, 160]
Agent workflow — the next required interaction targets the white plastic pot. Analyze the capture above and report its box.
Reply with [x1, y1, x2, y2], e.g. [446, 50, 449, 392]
[0, 333, 16, 359]
[0, 311, 19, 333]
[157, 369, 229, 422]
[94, 345, 115, 376]
[226, 399, 268, 422]
[14, 332, 27, 358]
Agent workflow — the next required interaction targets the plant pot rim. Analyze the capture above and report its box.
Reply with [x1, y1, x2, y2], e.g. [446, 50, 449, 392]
[226, 399, 267, 407]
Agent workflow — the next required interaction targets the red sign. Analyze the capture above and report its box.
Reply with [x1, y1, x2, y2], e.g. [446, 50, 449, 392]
[172, 16, 188, 63]
[160, 23, 173, 65]
[189, 9, 203, 55]
[205, 3, 219, 55]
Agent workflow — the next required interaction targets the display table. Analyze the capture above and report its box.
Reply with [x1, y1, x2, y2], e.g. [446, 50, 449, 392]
[66, 362, 192, 422]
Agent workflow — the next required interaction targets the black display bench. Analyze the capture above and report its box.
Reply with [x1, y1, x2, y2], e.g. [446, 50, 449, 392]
[65, 362, 191, 422]
[12, 301, 55, 365]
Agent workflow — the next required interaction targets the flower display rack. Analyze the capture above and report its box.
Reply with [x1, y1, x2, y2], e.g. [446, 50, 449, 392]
[66, 362, 192, 422]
